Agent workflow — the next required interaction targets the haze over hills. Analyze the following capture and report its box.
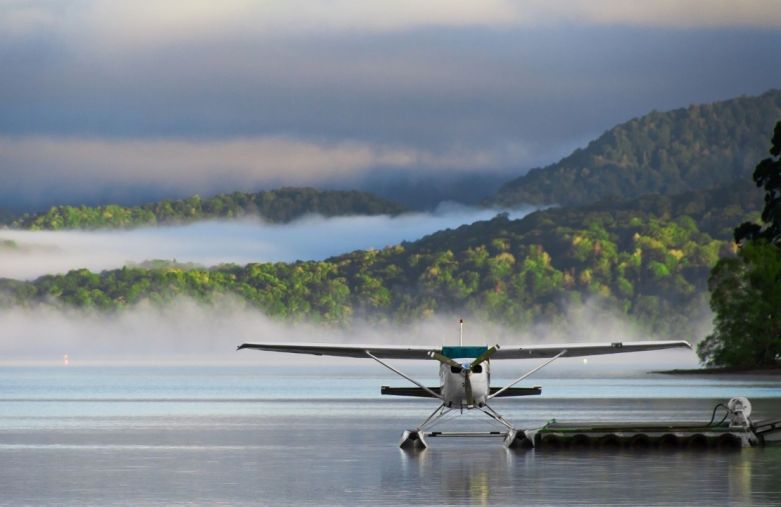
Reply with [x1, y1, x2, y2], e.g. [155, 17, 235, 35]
[489, 89, 781, 207]
[0, 205, 537, 280]
[0, 180, 763, 341]
[4, 187, 407, 230]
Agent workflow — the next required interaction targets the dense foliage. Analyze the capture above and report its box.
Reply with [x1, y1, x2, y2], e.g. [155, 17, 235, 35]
[6, 188, 407, 230]
[734, 121, 781, 245]
[697, 242, 781, 368]
[0, 183, 761, 341]
[490, 89, 781, 207]
[698, 121, 781, 368]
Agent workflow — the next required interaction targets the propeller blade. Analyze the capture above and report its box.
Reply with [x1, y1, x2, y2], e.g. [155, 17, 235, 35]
[470, 344, 500, 368]
[428, 351, 462, 369]
[464, 370, 475, 406]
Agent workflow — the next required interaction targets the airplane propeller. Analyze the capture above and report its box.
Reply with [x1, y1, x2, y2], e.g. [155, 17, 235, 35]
[428, 345, 500, 406]
[428, 351, 461, 368]
[470, 344, 500, 369]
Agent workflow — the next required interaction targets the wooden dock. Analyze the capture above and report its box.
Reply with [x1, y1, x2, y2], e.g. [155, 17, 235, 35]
[528, 420, 756, 450]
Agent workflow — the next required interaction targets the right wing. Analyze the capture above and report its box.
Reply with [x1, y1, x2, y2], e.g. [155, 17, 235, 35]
[491, 340, 692, 359]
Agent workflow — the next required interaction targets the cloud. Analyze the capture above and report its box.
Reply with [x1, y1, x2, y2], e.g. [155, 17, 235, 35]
[3, 1, 780, 48]
[0, 135, 524, 182]
[3, 9, 778, 150]
[2, 2, 781, 212]
[0, 135, 531, 209]
[515, 1, 781, 29]
[0, 296, 701, 369]
[0, 205, 536, 279]
[322, 1, 781, 30]
[82, 1, 519, 47]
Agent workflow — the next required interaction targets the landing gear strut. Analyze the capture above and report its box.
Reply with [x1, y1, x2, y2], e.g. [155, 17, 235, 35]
[371, 347, 566, 450]
[399, 402, 533, 450]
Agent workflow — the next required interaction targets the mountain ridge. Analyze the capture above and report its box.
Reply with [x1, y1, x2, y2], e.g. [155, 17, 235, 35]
[4, 187, 408, 230]
[489, 89, 781, 207]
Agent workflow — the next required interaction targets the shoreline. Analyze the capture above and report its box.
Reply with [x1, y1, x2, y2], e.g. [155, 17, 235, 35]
[652, 366, 781, 376]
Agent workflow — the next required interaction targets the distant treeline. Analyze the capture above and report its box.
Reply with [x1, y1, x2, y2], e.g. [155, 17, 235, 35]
[490, 89, 781, 207]
[5, 187, 407, 230]
[0, 183, 762, 341]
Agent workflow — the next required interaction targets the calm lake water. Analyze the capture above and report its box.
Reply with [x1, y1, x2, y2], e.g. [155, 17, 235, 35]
[1, 366, 780, 506]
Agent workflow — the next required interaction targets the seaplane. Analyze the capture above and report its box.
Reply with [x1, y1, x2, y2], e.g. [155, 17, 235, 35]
[238, 323, 691, 449]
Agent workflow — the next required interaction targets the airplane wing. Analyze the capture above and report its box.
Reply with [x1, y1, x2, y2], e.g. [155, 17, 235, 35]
[237, 340, 690, 359]
[490, 340, 691, 359]
[237, 342, 436, 359]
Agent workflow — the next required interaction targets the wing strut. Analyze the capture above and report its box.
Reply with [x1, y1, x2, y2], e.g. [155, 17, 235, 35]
[365, 350, 444, 401]
[488, 349, 567, 400]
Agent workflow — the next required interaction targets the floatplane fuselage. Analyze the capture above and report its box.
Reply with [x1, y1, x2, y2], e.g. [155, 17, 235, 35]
[440, 358, 490, 407]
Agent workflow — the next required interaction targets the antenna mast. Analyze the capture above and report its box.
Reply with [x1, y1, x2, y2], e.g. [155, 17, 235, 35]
[459, 318, 463, 347]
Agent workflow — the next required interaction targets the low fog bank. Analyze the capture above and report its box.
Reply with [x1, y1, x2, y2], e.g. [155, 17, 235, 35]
[0, 204, 537, 280]
[0, 298, 702, 371]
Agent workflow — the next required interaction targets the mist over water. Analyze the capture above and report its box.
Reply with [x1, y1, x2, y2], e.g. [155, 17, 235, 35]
[0, 204, 536, 280]
[0, 297, 702, 369]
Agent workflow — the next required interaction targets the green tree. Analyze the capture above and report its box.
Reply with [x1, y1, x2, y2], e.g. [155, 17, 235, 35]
[697, 242, 781, 367]
[734, 121, 781, 245]
[698, 121, 781, 367]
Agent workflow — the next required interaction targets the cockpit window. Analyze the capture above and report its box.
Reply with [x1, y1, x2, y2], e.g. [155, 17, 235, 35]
[472, 364, 483, 373]
[450, 366, 461, 374]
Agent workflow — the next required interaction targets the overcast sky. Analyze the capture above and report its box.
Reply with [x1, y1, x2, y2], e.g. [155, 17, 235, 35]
[1, 1, 780, 211]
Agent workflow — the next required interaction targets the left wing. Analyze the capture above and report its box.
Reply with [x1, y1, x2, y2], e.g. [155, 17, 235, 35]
[491, 340, 691, 359]
[237, 342, 435, 359]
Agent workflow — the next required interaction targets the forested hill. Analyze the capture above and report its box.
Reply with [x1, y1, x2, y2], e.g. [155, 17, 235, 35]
[489, 89, 781, 207]
[413, 180, 761, 255]
[6, 188, 407, 230]
[0, 181, 762, 340]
